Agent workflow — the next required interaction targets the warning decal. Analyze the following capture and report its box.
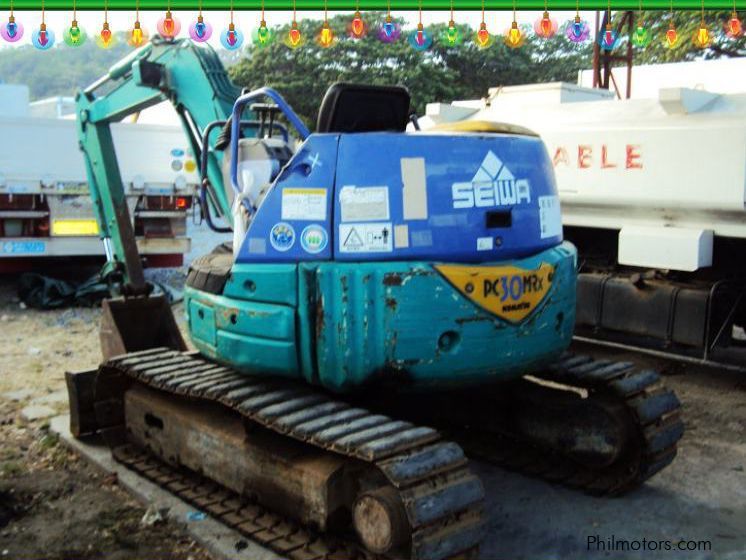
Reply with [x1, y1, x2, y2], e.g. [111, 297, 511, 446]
[339, 186, 390, 222]
[281, 188, 327, 221]
[339, 223, 393, 253]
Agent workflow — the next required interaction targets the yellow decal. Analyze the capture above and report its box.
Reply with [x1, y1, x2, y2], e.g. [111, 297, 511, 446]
[435, 263, 554, 323]
[51, 219, 99, 236]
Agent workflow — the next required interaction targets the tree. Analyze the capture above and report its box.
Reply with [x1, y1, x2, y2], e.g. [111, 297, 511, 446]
[228, 14, 594, 129]
[617, 10, 745, 64]
[0, 35, 131, 100]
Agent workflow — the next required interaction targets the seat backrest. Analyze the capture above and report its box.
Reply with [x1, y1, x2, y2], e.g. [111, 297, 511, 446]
[316, 83, 411, 133]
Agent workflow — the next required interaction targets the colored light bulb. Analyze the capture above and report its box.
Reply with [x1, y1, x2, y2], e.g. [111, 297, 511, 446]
[157, 10, 181, 38]
[32, 23, 54, 49]
[256, 21, 269, 43]
[632, 24, 649, 47]
[221, 23, 244, 49]
[693, 22, 710, 48]
[476, 22, 490, 47]
[2, 16, 23, 42]
[100, 23, 111, 45]
[63, 19, 86, 46]
[505, 21, 523, 48]
[317, 21, 333, 47]
[378, 16, 400, 43]
[566, 16, 589, 43]
[727, 13, 742, 37]
[535, 11, 556, 38]
[408, 22, 431, 51]
[350, 11, 365, 38]
[665, 23, 678, 47]
[598, 23, 618, 50]
[129, 21, 147, 46]
[444, 20, 460, 45]
[285, 21, 302, 48]
[289, 27, 300, 45]
[189, 15, 212, 42]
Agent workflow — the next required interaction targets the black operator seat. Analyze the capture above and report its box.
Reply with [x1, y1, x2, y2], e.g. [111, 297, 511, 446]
[316, 83, 411, 133]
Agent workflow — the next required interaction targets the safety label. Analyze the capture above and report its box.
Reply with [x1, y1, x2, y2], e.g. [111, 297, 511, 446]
[538, 195, 562, 239]
[281, 188, 327, 221]
[339, 223, 393, 253]
[339, 186, 390, 222]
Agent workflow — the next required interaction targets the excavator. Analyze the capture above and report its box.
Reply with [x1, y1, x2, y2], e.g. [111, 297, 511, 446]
[66, 36, 684, 560]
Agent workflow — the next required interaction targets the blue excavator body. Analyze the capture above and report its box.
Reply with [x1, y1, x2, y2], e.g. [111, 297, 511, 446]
[185, 112, 576, 392]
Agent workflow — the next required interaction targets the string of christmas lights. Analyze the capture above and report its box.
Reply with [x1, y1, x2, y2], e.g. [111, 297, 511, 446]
[1, 2, 743, 50]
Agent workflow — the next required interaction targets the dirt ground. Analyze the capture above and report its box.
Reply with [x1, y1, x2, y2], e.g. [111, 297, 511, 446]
[0, 278, 213, 560]
[1, 271, 745, 560]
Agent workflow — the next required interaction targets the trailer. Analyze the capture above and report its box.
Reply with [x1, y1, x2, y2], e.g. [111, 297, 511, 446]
[0, 84, 199, 273]
[421, 74, 746, 368]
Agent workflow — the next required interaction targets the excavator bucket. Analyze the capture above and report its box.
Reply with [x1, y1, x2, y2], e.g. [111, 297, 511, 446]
[99, 296, 187, 360]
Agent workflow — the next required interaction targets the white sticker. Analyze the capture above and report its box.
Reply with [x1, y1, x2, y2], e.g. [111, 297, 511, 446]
[339, 223, 393, 253]
[400, 158, 428, 220]
[394, 224, 409, 248]
[281, 188, 327, 221]
[539, 195, 562, 239]
[477, 237, 493, 251]
[339, 186, 390, 222]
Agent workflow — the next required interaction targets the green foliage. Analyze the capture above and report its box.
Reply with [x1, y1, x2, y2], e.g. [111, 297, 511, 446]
[0, 34, 131, 100]
[1, 11, 741, 123]
[619, 10, 745, 64]
[229, 13, 593, 128]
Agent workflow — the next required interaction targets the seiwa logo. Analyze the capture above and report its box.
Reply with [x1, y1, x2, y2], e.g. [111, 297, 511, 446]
[452, 151, 531, 209]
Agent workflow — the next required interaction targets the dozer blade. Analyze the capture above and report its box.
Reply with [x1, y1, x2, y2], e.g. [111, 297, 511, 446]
[100, 296, 187, 360]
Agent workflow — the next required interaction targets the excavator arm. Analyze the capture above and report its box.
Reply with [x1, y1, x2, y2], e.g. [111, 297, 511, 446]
[75, 37, 241, 293]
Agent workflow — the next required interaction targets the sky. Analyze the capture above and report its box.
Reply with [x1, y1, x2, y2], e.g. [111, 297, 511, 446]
[3, 9, 600, 47]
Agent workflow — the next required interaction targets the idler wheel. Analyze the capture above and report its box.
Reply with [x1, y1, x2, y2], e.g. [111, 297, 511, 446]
[352, 486, 410, 554]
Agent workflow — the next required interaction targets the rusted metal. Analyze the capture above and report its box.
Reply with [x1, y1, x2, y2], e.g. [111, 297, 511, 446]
[99, 296, 187, 360]
[113, 444, 360, 560]
[64, 369, 99, 437]
[95, 348, 485, 560]
[592, 11, 635, 99]
[353, 486, 410, 554]
[124, 385, 355, 531]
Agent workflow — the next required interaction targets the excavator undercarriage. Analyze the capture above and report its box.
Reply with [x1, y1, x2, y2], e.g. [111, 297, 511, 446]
[68, 342, 682, 560]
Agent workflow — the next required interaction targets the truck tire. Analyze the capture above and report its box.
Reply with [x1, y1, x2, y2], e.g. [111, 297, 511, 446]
[186, 243, 233, 295]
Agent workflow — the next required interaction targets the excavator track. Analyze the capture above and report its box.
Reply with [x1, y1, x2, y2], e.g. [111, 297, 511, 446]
[91, 349, 683, 559]
[438, 354, 684, 496]
[93, 347, 485, 560]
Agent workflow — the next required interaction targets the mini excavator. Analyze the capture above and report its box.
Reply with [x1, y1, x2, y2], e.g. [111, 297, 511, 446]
[66, 37, 684, 560]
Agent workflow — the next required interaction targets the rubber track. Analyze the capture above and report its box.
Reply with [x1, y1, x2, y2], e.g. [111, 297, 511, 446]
[459, 353, 684, 496]
[96, 348, 485, 560]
